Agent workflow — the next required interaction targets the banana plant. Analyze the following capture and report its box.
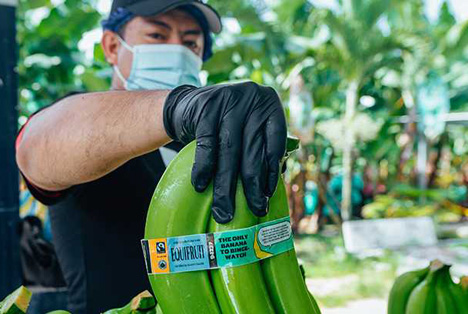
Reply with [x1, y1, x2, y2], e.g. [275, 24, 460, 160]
[384, 0, 468, 188]
[301, 0, 403, 220]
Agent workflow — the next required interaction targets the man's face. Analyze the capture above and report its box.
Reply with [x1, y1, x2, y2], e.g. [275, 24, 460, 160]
[102, 8, 205, 90]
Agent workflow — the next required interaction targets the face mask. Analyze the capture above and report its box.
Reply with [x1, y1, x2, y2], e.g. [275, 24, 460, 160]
[114, 36, 203, 90]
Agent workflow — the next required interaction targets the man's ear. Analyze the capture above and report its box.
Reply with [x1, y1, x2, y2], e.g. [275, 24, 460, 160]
[101, 30, 120, 65]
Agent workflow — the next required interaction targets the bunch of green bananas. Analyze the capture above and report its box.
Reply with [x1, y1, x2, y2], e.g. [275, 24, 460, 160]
[144, 138, 321, 314]
[102, 290, 156, 314]
[0, 285, 73, 314]
[388, 260, 468, 314]
[0, 286, 31, 314]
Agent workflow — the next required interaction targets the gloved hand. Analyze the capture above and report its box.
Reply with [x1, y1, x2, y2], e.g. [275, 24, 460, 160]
[163, 82, 287, 223]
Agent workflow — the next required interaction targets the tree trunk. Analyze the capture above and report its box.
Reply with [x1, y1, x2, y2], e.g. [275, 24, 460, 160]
[397, 93, 417, 182]
[428, 135, 444, 188]
[416, 131, 428, 191]
[342, 79, 359, 221]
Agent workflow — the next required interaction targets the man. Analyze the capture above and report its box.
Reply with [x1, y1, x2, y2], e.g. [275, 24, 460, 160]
[15, 0, 287, 313]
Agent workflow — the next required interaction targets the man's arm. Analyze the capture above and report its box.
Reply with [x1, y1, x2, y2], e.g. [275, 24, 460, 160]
[17, 82, 287, 223]
[16, 90, 171, 191]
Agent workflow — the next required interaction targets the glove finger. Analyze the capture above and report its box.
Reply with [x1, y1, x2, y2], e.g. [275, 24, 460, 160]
[212, 120, 243, 224]
[191, 102, 221, 192]
[265, 109, 287, 197]
[241, 104, 268, 217]
[191, 135, 217, 192]
[241, 118, 268, 217]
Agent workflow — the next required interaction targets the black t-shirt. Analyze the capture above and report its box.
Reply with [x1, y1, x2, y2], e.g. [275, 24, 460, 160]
[18, 93, 183, 314]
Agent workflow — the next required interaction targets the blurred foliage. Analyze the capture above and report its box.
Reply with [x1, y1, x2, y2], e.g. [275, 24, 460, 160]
[362, 184, 467, 221]
[17, 0, 108, 119]
[17, 0, 468, 212]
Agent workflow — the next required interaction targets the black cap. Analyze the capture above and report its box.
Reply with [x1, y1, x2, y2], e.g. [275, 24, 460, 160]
[110, 0, 222, 34]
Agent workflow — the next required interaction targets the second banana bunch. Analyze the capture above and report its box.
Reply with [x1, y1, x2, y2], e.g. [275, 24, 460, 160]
[388, 260, 468, 314]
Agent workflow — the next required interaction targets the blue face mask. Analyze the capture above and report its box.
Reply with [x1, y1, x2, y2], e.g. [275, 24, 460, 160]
[114, 36, 203, 90]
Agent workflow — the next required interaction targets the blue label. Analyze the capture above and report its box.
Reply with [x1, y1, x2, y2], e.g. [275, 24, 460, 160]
[167, 234, 210, 272]
[143, 217, 294, 274]
[214, 228, 257, 267]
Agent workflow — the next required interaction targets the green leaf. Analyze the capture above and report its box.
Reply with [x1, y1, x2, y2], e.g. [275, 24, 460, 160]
[80, 70, 110, 92]
[24, 0, 51, 9]
[93, 43, 107, 65]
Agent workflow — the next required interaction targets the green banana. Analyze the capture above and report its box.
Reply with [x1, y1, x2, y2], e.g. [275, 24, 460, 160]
[387, 266, 430, 314]
[435, 266, 459, 314]
[258, 137, 320, 314]
[444, 272, 468, 314]
[405, 261, 442, 314]
[309, 291, 321, 314]
[155, 304, 163, 314]
[102, 290, 157, 314]
[0, 286, 31, 314]
[207, 180, 275, 314]
[460, 276, 468, 298]
[259, 179, 320, 314]
[144, 141, 220, 314]
[129, 290, 156, 312]
[300, 264, 321, 313]
[301, 255, 322, 311]
[300, 263, 322, 312]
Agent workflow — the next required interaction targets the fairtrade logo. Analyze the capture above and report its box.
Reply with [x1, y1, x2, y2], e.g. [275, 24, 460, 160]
[158, 260, 167, 270]
[156, 242, 166, 254]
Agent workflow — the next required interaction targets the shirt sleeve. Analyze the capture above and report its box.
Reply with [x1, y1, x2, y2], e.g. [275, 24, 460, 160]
[16, 92, 84, 205]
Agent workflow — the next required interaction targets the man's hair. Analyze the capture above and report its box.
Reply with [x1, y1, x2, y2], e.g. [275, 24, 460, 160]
[101, 7, 134, 36]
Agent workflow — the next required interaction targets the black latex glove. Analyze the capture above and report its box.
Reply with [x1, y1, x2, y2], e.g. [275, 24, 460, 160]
[163, 82, 287, 223]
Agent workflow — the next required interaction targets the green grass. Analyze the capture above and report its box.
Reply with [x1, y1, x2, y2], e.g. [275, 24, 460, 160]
[294, 232, 399, 307]
[293, 225, 468, 308]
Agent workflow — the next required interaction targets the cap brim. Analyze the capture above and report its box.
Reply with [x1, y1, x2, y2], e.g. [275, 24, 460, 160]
[126, 0, 222, 34]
